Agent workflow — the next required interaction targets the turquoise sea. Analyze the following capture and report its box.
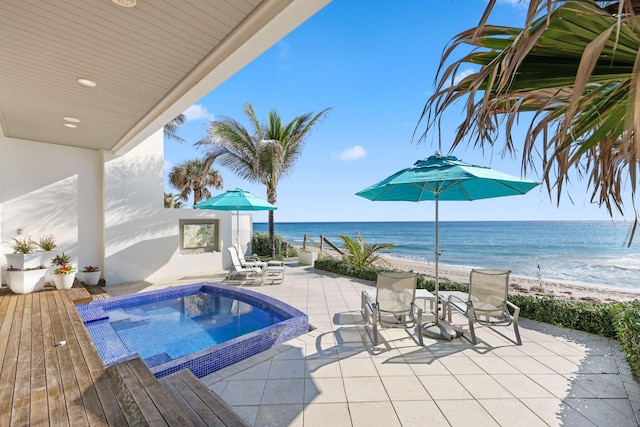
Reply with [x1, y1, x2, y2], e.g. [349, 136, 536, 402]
[255, 221, 639, 291]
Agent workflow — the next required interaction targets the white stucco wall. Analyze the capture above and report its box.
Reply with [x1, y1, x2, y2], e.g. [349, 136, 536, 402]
[0, 136, 101, 281]
[1, 129, 244, 287]
[102, 129, 236, 285]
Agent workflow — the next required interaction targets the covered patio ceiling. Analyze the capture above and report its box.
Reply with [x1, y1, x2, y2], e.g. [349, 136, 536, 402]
[0, 0, 329, 154]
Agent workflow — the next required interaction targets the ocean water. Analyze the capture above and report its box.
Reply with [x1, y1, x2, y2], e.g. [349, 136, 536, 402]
[255, 221, 640, 291]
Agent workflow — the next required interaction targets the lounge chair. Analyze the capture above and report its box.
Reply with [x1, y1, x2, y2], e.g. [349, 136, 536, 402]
[233, 244, 267, 270]
[226, 247, 262, 281]
[439, 269, 521, 345]
[361, 272, 423, 346]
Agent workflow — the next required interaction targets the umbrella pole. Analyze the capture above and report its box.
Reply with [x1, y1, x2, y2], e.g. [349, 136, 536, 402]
[236, 207, 240, 250]
[422, 194, 456, 341]
[434, 196, 439, 326]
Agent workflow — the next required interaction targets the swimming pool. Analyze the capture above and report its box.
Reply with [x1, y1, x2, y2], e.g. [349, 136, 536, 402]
[76, 283, 308, 378]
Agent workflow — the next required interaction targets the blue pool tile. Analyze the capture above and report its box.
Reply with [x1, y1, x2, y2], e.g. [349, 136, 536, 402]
[77, 282, 309, 379]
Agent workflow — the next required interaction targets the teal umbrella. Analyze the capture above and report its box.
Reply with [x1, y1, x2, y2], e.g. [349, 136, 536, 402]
[194, 188, 276, 248]
[356, 153, 539, 339]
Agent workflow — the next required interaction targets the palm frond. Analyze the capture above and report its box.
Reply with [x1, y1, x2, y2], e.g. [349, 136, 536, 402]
[417, 0, 640, 222]
[164, 114, 186, 143]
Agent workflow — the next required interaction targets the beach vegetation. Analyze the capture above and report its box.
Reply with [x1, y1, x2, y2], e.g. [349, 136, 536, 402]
[338, 232, 394, 268]
[616, 300, 640, 380]
[164, 114, 186, 144]
[417, 0, 640, 241]
[198, 103, 330, 257]
[168, 159, 224, 205]
[509, 294, 620, 337]
[251, 231, 297, 259]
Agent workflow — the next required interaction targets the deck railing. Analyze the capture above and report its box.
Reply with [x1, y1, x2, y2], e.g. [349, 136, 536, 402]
[302, 234, 344, 256]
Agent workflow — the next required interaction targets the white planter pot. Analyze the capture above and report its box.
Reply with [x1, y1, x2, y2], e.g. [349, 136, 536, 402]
[82, 271, 101, 286]
[7, 269, 47, 294]
[5, 253, 43, 270]
[39, 250, 55, 266]
[53, 273, 75, 290]
[298, 251, 318, 266]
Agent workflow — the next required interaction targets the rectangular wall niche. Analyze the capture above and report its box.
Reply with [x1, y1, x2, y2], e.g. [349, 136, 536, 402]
[180, 219, 220, 253]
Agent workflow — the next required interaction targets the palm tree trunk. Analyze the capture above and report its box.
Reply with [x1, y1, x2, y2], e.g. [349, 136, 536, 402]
[268, 210, 275, 257]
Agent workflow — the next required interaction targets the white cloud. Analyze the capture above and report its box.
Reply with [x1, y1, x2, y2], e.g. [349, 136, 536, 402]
[183, 104, 214, 122]
[453, 68, 475, 85]
[336, 145, 367, 161]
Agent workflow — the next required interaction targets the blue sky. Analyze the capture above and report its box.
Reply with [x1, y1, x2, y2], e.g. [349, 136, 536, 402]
[164, 0, 632, 223]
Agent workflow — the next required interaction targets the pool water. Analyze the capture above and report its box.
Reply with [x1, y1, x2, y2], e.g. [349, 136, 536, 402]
[108, 292, 285, 366]
[77, 283, 308, 378]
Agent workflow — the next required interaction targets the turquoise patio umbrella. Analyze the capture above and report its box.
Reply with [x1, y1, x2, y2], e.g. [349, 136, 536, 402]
[356, 153, 539, 339]
[194, 188, 276, 249]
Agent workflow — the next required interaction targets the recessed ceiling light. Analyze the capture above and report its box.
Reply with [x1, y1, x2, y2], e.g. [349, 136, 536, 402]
[77, 78, 97, 87]
[111, 0, 136, 7]
[63, 117, 80, 123]
[64, 123, 78, 128]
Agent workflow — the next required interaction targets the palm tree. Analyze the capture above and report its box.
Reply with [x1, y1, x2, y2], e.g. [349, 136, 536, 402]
[168, 159, 223, 205]
[164, 192, 184, 208]
[164, 114, 186, 143]
[338, 232, 394, 268]
[417, 0, 640, 240]
[198, 103, 330, 256]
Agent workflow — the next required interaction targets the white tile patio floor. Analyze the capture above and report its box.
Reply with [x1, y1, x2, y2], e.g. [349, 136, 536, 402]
[109, 262, 640, 426]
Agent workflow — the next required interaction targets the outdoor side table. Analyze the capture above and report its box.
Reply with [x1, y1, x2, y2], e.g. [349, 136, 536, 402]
[415, 289, 436, 312]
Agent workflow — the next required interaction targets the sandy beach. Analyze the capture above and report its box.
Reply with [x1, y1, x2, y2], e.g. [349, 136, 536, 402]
[301, 246, 640, 304]
[377, 255, 640, 304]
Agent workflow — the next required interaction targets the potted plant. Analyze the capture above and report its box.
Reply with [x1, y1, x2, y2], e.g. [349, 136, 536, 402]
[37, 234, 57, 282]
[81, 265, 101, 286]
[36, 234, 57, 252]
[6, 265, 47, 294]
[51, 253, 75, 290]
[4, 236, 41, 269]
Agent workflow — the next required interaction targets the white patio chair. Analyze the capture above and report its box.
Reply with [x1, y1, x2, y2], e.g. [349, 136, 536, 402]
[233, 244, 267, 270]
[439, 269, 521, 345]
[226, 247, 262, 281]
[361, 272, 423, 346]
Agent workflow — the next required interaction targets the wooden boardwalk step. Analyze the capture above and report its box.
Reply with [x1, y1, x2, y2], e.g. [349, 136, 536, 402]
[159, 369, 250, 427]
[105, 358, 194, 426]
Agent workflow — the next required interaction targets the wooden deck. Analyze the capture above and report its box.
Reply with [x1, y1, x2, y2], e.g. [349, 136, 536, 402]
[160, 368, 250, 427]
[0, 281, 246, 426]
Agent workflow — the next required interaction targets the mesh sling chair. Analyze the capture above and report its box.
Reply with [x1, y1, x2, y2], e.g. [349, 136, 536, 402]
[439, 269, 521, 345]
[361, 272, 423, 346]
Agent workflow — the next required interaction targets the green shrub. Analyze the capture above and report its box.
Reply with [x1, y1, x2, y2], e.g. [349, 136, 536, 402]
[508, 294, 621, 337]
[313, 257, 378, 281]
[616, 300, 640, 381]
[252, 232, 297, 258]
[314, 258, 469, 292]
